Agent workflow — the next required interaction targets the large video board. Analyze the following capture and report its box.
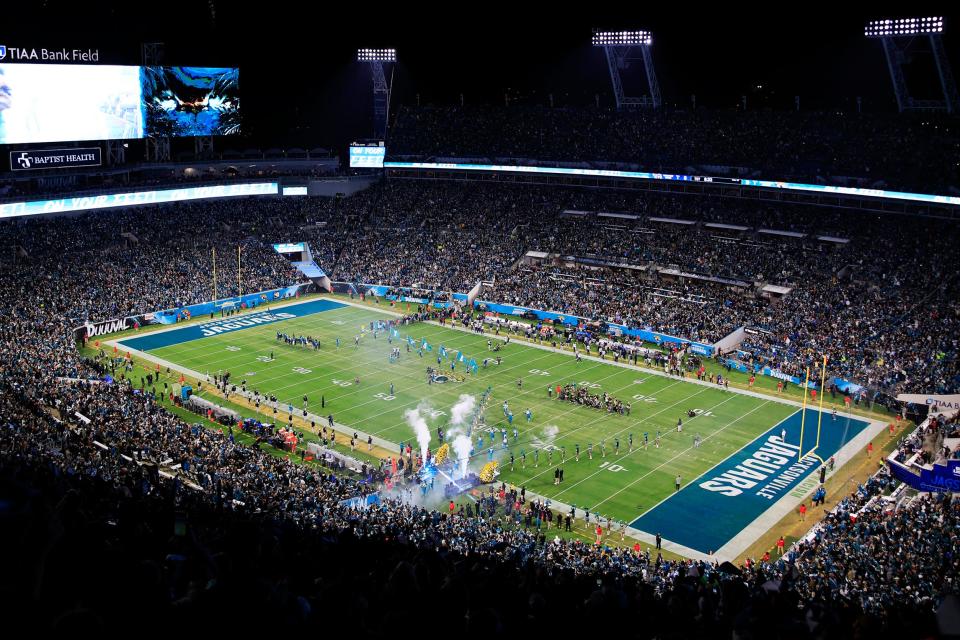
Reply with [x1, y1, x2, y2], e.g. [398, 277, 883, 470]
[0, 64, 240, 145]
[349, 143, 385, 168]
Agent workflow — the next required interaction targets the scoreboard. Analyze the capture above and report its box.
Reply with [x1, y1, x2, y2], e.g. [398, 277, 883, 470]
[349, 141, 385, 168]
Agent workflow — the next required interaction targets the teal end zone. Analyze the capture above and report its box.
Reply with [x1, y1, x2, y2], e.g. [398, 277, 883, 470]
[631, 408, 870, 554]
[118, 299, 347, 352]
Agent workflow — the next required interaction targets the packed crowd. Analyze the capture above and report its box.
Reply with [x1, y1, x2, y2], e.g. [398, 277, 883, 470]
[1, 175, 957, 397]
[1, 366, 953, 633]
[0, 175, 955, 633]
[793, 485, 957, 618]
[390, 105, 960, 193]
[334, 180, 528, 292]
[494, 266, 740, 343]
[383, 286, 453, 303]
[894, 411, 960, 466]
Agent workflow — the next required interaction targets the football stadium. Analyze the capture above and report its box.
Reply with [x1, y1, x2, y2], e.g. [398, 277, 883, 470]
[1, 5, 959, 637]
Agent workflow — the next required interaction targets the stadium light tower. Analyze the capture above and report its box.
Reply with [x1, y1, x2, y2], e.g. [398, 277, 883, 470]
[357, 48, 396, 139]
[865, 17, 958, 113]
[592, 30, 661, 110]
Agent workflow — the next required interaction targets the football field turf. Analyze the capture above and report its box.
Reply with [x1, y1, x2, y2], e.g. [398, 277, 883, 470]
[117, 297, 872, 556]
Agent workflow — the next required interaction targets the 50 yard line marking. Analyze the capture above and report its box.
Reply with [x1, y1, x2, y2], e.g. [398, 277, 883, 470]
[141, 308, 687, 438]
[129, 304, 782, 488]
[152, 307, 556, 404]
[149, 313, 521, 403]
[143, 314, 674, 440]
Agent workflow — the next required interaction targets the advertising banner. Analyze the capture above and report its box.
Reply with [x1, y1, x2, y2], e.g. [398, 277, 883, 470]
[384, 161, 960, 207]
[75, 314, 154, 342]
[887, 456, 960, 492]
[151, 283, 312, 325]
[74, 283, 313, 340]
[895, 393, 960, 412]
[476, 300, 714, 355]
[10, 147, 102, 171]
[721, 358, 818, 388]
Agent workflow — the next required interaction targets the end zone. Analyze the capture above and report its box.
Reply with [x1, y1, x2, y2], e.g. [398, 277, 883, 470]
[630, 408, 886, 558]
[115, 298, 347, 352]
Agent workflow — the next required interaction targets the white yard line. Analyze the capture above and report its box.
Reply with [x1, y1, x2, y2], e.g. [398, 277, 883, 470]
[105, 295, 890, 562]
[554, 393, 750, 500]
[592, 401, 771, 511]
[517, 383, 716, 488]
[110, 299, 708, 451]
[151, 306, 487, 394]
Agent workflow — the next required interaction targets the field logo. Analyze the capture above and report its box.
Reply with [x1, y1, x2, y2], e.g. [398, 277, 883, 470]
[698, 435, 810, 499]
[199, 311, 297, 337]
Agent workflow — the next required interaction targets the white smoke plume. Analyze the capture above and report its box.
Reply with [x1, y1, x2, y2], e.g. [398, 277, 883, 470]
[404, 403, 432, 462]
[450, 393, 476, 427]
[544, 425, 560, 439]
[451, 433, 473, 479]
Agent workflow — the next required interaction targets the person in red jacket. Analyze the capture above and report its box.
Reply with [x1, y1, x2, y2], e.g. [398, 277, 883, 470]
[777, 535, 785, 556]
[799, 503, 807, 521]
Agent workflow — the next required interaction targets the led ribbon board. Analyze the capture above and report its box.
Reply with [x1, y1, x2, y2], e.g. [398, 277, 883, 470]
[383, 162, 960, 207]
[0, 182, 278, 219]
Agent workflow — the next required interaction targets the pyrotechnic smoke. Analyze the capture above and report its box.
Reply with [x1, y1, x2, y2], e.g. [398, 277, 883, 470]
[404, 404, 432, 462]
[451, 433, 473, 479]
[450, 394, 476, 426]
[544, 425, 560, 439]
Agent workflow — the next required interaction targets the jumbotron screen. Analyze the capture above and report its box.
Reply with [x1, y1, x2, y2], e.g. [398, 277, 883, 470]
[0, 64, 240, 144]
[349, 143, 385, 168]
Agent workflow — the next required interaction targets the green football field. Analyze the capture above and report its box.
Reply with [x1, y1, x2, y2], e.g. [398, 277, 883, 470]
[124, 299, 801, 528]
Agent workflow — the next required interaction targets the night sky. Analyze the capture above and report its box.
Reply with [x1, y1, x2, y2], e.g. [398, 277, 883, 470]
[6, 1, 958, 151]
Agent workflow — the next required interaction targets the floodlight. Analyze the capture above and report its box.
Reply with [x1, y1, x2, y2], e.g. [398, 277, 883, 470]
[592, 30, 652, 46]
[865, 17, 943, 38]
[357, 48, 396, 62]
